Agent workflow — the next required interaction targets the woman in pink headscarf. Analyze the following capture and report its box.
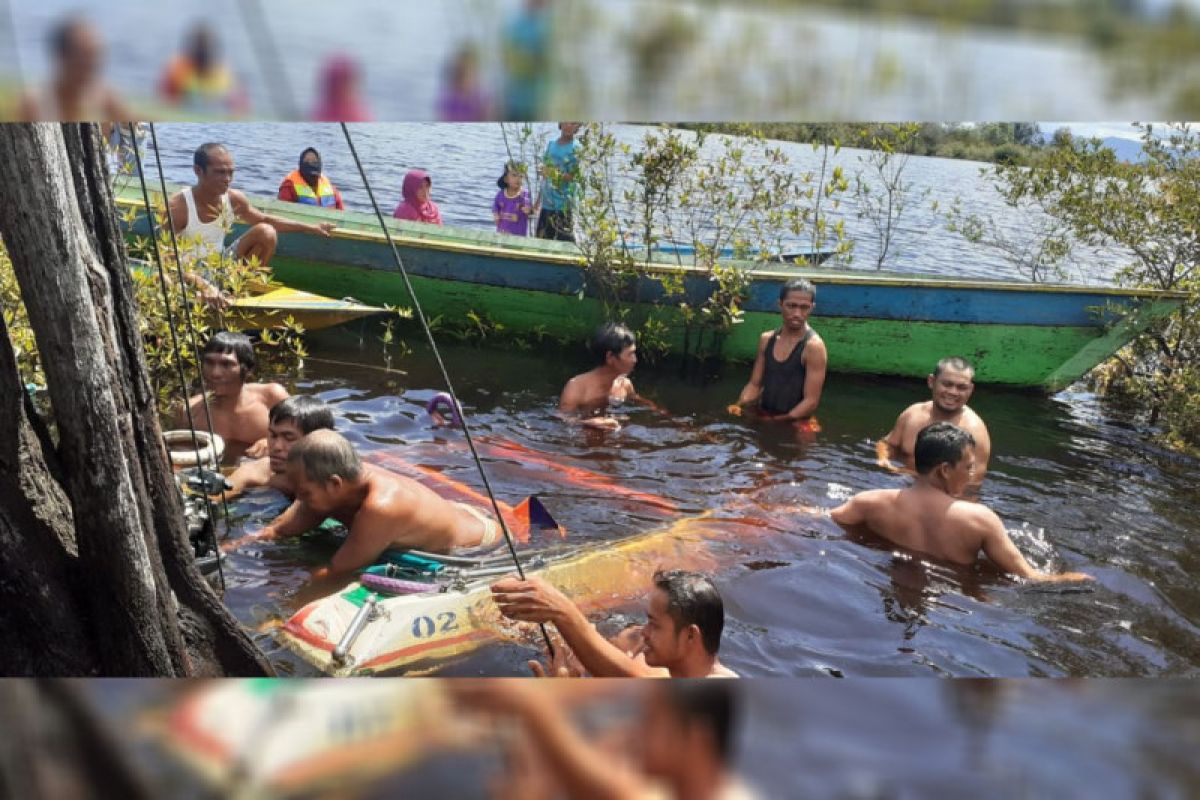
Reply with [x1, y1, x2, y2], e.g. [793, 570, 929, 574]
[393, 169, 443, 224]
[312, 55, 371, 122]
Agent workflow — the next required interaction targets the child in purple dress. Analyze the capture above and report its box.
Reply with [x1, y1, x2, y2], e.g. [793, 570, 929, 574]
[492, 162, 536, 236]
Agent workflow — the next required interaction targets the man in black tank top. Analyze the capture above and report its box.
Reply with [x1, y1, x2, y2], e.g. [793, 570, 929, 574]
[731, 278, 828, 422]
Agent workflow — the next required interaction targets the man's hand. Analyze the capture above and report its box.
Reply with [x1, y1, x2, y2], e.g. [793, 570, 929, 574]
[199, 285, 231, 310]
[448, 678, 547, 717]
[1051, 571, 1095, 583]
[582, 416, 620, 431]
[314, 222, 336, 237]
[528, 636, 583, 678]
[726, 403, 743, 417]
[492, 576, 576, 626]
[244, 437, 269, 459]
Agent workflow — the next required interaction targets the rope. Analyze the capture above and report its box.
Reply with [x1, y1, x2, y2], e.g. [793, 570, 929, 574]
[132, 122, 229, 590]
[339, 122, 554, 657]
[234, 0, 300, 119]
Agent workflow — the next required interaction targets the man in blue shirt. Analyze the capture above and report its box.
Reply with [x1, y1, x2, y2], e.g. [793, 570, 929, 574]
[537, 122, 581, 242]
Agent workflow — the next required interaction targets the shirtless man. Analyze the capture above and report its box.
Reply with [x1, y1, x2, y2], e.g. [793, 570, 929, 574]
[168, 142, 335, 306]
[833, 422, 1091, 583]
[731, 278, 827, 423]
[18, 16, 130, 121]
[223, 395, 334, 497]
[559, 322, 643, 431]
[177, 331, 288, 464]
[491, 569, 739, 678]
[876, 356, 991, 488]
[229, 430, 503, 575]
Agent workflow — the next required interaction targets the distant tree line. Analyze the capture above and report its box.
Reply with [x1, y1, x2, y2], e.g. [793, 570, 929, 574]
[681, 123, 1051, 165]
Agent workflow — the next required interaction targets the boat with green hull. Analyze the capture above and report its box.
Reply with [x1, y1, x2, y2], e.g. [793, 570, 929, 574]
[115, 182, 1187, 391]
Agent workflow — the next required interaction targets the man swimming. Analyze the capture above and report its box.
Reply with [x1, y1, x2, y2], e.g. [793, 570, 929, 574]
[223, 396, 334, 497]
[168, 142, 336, 307]
[559, 322, 645, 431]
[877, 356, 992, 487]
[491, 569, 738, 678]
[731, 278, 827, 423]
[230, 431, 502, 574]
[176, 331, 288, 464]
[832, 422, 1092, 583]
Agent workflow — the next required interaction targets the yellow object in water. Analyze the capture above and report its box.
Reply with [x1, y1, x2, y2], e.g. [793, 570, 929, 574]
[225, 287, 385, 331]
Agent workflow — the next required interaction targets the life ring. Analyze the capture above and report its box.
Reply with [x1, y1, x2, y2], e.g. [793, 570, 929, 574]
[426, 391, 462, 426]
[164, 430, 225, 468]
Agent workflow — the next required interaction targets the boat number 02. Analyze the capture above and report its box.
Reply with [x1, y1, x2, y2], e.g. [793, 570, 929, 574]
[411, 612, 459, 639]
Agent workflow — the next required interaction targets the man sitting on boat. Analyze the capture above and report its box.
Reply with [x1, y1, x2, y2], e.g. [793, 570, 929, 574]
[232, 430, 502, 574]
[491, 569, 738, 678]
[223, 395, 334, 498]
[277, 148, 345, 210]
[452, 681, 758, 799]
[832, 423, 1092, 583]
[731, 278, 827, 426]
[168, 142, 336, 307]
[559, 322, 648, 431]
[876, 356, 992, 491]
[176, 331, 289, 464]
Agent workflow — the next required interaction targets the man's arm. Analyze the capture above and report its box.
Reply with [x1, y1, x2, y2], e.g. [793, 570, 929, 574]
[327, 502, 404, 575]
[972, 420, 992, 483]
[222, 457, 271, 499]
[222, 500, 325, 552]
[230, 190, 335, 237]
[830, 493, 872, 536]
[977, 509, 1093, 583]
[450, 683, 645, 800]
[732, 332, 770, 410]
[492, 577, 659, 677]
[774, 337, 827, 420]
[277, 180, 297, 203]
[558, 377, 621, 430]
[875, 409, 908, 471]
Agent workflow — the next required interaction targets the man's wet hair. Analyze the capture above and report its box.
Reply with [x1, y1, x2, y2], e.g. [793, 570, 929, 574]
[194, 142, 230, 171]
[269, 396, 334, 434]
[933, 356, 975, 380]
[652, 570, 724, 655]
[287, 430, 362, 483]
[590, 322, 636, 365]
[779, 278, 816, 302]
[661, 681, 738, 764]
[202, 331, 255, 380]
[914, 422, 976, 475]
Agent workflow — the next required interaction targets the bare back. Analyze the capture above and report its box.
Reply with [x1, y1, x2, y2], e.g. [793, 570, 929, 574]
[837, 486, 993, 566]
[331, 466, 489, 569]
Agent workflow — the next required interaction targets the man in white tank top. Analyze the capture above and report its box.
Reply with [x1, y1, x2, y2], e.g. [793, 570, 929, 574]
[168, 143, 336, 306]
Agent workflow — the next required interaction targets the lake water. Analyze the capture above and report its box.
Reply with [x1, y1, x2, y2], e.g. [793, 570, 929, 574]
[148, 120, 1125, 284]
[217, 321, 1200, 679]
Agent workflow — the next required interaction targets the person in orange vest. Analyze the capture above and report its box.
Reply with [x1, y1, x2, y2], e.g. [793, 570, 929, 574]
[158, 22, 247, 114]
[277, 148, 345, 210]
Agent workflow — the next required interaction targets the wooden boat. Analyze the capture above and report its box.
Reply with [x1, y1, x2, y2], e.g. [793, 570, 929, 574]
[115, 182, 1187, 391]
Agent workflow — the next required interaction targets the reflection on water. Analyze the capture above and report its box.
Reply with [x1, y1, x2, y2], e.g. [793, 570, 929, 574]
[218, 324, 1200, 677]
[28, 679, 1200, 798]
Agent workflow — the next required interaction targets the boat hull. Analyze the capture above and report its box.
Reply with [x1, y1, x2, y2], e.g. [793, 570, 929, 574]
[115, 182, 1186, 391]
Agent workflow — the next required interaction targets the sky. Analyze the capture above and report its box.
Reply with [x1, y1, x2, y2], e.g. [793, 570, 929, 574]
[1039, 122, 1146, 141]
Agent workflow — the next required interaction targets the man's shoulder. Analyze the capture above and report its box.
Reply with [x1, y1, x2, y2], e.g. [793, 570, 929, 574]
[948, 497, 999, 529]
[962, 405, 990, 432]
[249, 382, 288, 403]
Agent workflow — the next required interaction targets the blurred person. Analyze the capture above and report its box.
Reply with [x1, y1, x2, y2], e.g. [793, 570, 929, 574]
[536, 122, 580, 241]
[19, 15, 130, 121]
[558, 322, 643, 431]
[168, 142, 335, 305]
[223, 395, 334, 497]
[493, 161, 535, 236]
[393, 169, 443, 224]
[438, 43, 491, 121]
[175, 331, 289, 464]
[277, 147, 345, 210]
[730, 278, 826, 426]
[502, 0, 550, 119]
[492, 568, 738, 678]
[876, 356, 991, 488]
[228, 430, 505, 569]
[453, 681, 757, 799]
[831, 422, 1093, 583]
[158, 22, 247, 115]
[312, 55, 371, 122]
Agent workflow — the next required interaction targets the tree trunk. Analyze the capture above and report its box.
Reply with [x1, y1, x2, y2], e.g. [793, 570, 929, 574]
[0, 122, 271, 677]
